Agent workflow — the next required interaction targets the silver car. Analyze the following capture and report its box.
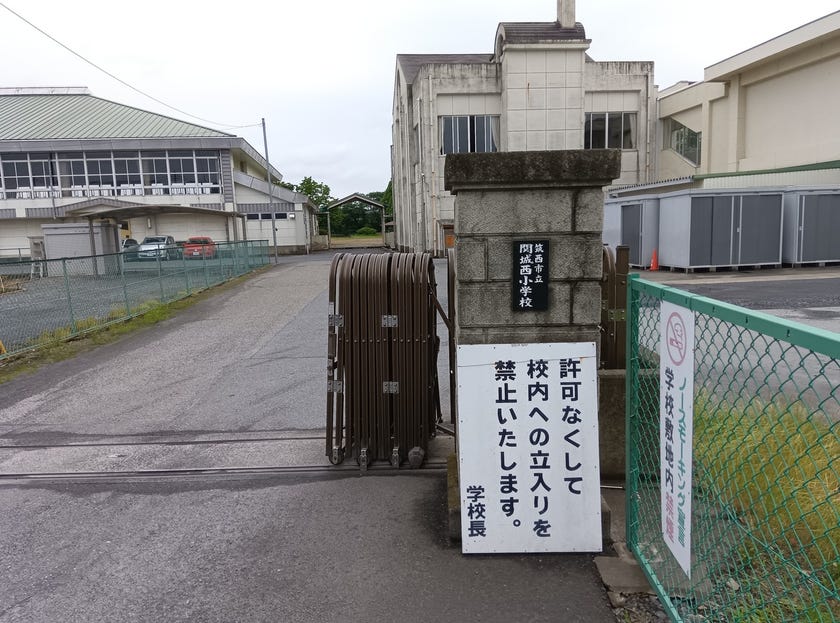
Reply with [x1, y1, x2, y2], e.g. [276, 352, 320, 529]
[137, 235, 178, 260]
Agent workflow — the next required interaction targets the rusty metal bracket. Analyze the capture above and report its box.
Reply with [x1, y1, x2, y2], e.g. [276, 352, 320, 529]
[327, 379, 344, 393]
[608, 308, 626, 322]
[381, 315, 398, 328]
[328, 314, 344, 328]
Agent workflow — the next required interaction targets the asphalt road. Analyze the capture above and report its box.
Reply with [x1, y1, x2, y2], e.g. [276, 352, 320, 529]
[642, 268, 840, 326]
[0, 250, 616, 623]
[637, 269, 840, 417]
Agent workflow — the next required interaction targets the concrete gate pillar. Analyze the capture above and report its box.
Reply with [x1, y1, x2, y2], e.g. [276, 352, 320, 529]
[443, 150, 623, 547]
[444, 149, 621, 350]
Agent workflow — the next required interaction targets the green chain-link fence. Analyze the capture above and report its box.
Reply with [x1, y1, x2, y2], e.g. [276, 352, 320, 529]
[0, 240, 269, 359]
[627, 274, 840, 623]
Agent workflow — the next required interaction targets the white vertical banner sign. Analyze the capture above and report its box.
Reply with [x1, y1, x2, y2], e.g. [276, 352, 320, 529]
[457, 342, 601, 554]
[660, 302, 695, 577]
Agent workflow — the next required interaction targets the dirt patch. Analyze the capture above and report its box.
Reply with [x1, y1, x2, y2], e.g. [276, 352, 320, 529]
[0, 275, 26, 294]
[611, 592, 669, 622]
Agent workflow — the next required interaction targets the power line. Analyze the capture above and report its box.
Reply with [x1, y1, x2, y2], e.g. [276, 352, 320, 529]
[0, 1, 259, 130]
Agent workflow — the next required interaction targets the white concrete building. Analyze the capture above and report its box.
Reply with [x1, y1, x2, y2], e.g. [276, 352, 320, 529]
[609, 9, 840, 199]
[602, 10, 840, 269]
[391, 1, 655, 254]
[0, 87, 318, 259]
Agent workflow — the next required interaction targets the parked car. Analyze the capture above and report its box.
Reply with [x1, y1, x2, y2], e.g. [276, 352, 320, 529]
[183, 236, 216, 259]
[137, 235, 178, 260]
[121, 238, 139, 261]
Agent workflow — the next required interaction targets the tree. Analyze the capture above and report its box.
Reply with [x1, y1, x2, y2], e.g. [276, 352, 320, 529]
[294, 176, 334, 211]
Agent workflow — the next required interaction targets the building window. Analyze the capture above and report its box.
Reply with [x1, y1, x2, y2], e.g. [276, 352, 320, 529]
[0, 153, 58, 198]
[168, 150, 197, 188]
[0, 150, 223, 199]
[439, 115, 500, 155]
[666, 119, 701, 166]
[141, 151, 169, 191]
[195, 150, 221, 189]
[584, 112, 636, 149]
[114, 151, 142, 194]
[85, 151, 115, 194]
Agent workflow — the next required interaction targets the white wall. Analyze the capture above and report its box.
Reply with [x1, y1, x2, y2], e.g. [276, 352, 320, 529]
[741, 54, 840, 170]
[502, 48, 587, 152]
[127, 215, 231, 243]
[0, 219, 52, 256]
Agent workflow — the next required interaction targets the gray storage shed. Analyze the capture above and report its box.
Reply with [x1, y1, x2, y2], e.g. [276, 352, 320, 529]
[658, 190, 783, 270]
[603, 198, 660, 268]
[782, 190, 840, 264]
[42, 222, 119, 275]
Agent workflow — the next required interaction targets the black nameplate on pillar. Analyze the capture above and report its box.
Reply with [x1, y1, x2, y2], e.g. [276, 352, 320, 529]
[512, 240, 549, 311]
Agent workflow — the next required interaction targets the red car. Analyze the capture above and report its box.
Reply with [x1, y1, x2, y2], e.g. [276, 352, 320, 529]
[183, 236, 216, 259]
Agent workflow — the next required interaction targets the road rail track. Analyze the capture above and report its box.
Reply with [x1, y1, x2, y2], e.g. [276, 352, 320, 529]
[0, 460, 448, 484]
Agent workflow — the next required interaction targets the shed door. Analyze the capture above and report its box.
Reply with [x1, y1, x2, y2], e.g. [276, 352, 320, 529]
[689, 198, 713, 266]
[802, 194, 840, 262]
[621, 204, 642, 265]
[740, 195, 781, 264]
[711, 196, 733, 265]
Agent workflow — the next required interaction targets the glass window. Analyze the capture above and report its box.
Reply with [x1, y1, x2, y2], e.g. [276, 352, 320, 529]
[585, 112, 636, 150]
[195, 152, 220, 187]
[667, 119, 701, 165]
[622, 113, 636, 149]
[169, 153, 196, 184]
[440, 115, 499, 155]
[142, 153, 169, 189]
[115, 158, 142, 185]
[1, 159, 29, 190]
[114, 151, 142, 189]
[58, 154, 87, 193]
[29, 159, 56, 189]
[86, 154, 114, 188]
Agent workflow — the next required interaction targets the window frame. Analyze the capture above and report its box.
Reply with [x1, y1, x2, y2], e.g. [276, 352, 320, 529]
[584, 111, 637, 150]
[439, 114, 500, 155]
[666, 119, 702, 166]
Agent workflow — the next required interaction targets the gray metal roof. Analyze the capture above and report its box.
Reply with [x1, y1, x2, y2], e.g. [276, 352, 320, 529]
[497, 22, 587, 44]
[0, 93, 234, 141]
[397, 54, 493, 85]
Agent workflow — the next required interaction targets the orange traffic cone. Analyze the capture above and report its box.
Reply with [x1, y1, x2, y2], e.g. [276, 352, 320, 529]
[650, 249, 659, 271]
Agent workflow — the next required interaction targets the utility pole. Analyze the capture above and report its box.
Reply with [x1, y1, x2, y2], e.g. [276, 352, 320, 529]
[262, 118, 279, 264]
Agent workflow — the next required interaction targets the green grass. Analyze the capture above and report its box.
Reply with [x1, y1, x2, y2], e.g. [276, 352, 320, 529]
[329, 233, 382, 238]
[694, 394, 840, 621]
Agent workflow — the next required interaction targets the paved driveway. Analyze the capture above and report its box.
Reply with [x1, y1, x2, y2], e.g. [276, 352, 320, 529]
[0, 251, 616, 623]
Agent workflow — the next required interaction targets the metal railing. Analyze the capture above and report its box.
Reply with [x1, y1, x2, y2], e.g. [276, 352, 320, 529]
[0, 240, 269, 359]
[326, 252, 441, 471]
[626, 275, 840, 622]
[0, 248, 29, 263]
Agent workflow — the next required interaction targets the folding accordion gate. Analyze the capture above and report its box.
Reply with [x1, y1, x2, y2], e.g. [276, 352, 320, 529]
[326, 252, 443, 470]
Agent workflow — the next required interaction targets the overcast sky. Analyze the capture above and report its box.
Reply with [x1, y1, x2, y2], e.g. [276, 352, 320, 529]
[2, 0, 838, 198]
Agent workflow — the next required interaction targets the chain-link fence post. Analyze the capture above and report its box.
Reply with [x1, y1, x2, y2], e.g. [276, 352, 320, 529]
[120, 256, 131, 315]
[182, 249, 190, 295]
[626, 273, 640, 550]
[156, 252, 164, 303]
[61, 258, 77, 333]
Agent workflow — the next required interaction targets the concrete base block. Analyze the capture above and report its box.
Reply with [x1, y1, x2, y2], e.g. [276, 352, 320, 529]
[594, 556, 655, 595]
[447, 453, 461, 542]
